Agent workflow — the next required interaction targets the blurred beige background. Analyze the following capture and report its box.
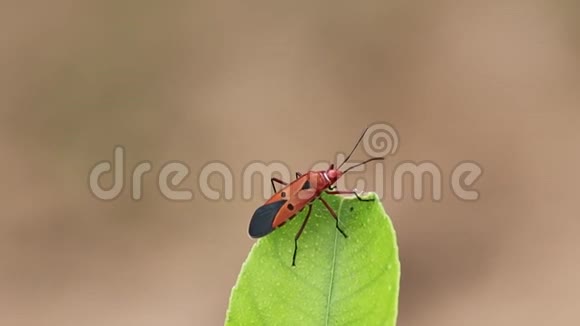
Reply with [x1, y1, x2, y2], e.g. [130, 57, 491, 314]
[1, 0, 579, 325]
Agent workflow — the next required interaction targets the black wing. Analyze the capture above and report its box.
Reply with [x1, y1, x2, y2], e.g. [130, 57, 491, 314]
[248, 200, 287, 238]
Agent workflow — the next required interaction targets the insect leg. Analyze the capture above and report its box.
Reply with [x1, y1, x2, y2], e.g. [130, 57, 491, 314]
[318, 197, 348, 238]
[295, 172, 302, 179]
[325, 190, 374, 202]
[292, 204, 313, 266]
[270, 178, 288, 193]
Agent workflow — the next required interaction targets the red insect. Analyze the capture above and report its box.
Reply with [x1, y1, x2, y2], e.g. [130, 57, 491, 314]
[248, 127, 384, 266]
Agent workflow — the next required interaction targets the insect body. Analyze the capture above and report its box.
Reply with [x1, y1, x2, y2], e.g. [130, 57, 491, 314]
[248, 127, 383, 266]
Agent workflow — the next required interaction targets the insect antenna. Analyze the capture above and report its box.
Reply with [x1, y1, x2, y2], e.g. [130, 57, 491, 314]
[342, 157, 384, 174]
[337, 126, 370, 170]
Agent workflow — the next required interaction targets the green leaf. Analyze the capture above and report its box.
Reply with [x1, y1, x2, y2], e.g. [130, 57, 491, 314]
[225, 193, 400, 326]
